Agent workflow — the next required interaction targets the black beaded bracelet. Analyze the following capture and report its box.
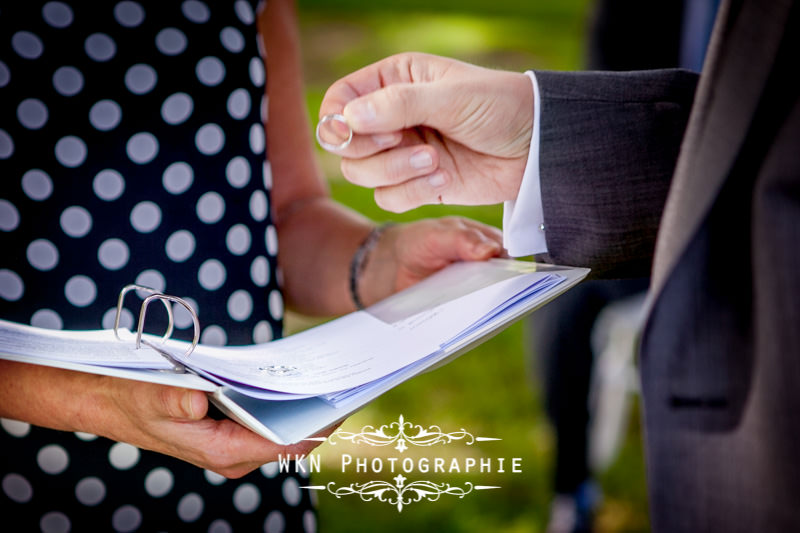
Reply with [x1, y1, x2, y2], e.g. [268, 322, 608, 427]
[349, 223, 393, 310]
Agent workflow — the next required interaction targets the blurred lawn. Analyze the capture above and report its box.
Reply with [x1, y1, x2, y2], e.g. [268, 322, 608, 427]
[292, 1, 649, 531]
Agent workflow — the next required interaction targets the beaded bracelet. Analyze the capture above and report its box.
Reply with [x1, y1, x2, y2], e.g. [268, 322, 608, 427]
[349, 223, 394, 310]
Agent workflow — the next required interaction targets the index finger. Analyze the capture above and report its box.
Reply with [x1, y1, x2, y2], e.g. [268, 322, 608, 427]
[318, 53, 415, 119]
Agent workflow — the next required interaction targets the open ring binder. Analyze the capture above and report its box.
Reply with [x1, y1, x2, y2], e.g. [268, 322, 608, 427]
[114, 284, 200, 358]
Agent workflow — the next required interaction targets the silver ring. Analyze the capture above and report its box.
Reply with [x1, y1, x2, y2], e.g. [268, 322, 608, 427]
[316, 113, 353, 151]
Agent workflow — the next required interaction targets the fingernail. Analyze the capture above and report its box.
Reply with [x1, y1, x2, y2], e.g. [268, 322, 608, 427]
[181, 391, 195, 418]
[347, 99, 376, 126]
[372, 133, 398, 147]
[410, 150, 433, 169]
[427, 171, 447, 188]
[475, 241, 500, 256]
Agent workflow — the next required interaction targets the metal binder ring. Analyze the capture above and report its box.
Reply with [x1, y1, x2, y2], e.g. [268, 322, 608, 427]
[114, 284, 174, 342]
[137, 294, 200, 358]
[315, 113, 353, 151]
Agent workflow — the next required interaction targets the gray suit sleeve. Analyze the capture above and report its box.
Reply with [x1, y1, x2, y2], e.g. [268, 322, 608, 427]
[533, 69, 698, 278]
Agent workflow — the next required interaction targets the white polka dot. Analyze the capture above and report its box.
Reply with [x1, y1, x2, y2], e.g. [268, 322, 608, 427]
[145, 467, 174, 497]
[226, 88, 251, 120]
[227, 290, 253, 321]
[64, 275, 97, 307]
[55, 135, 87, 167]
[220, 27, 245, 53]
[89, 99, 122, 131]
[0, 129, 13, 159]
[261, 94, 269, 123]
[114, 1, 145, 27]
[12, 31, 44, 59]
[226, 224, 251, 256]
[112, 505, 142, 532]
[125, 63, 156, 94]
[265, 225, 278, 256]
[269, 290, 283, 321]
[127, 132, 159, 164]
[204, 469, 226, 486]
[197, 191, 225, 223]
[22, 169, 54, 200]
[182, 0, 210, 23]
[198, 259, 226, 290]
[2, 473, 33, 503]
[249, 123, 265, 154]
[232, 483, 260, 514]
[249, 57, 265, 87]
[163, 162, 194, 194]
[1, 418, 31, 438]
[53, 66, 83, 96]
[201, 325, 227, 345]
[0, 200, 20, 231]
[282, 477, 302, 506]
[264, 510, 285, 533]
[17, 98, 48, 129]
[303, 510, 317, 533]
[93, 169, 125, 201]
[74, 431, 99, 442]
[208, 519, 233, 533]
[166, 230, 195, 262]
[85, 33, 116, 62]
[102, 306, 133, 330]
[109, 442, 140, 470]
[253, 320, 273, 343]
[0, 270, 25, 301]
[161, 92, 193, 125]
[174, 296, 198, 329]
[27, 239, 59, 271]
[250, 256, 269, 287]
[37, 444, 69, 474]
[249, 190, 267, 222]
[0, 61, 9, 87]
[76, 476, 106, 506]
[40, 511, 70, 533]
[130, 201, 162, 233]
[234, 0, 255, 25]
[31, 309, 63, 330]
[226, 156, 251, 188]
[135, 269, 166, 293]
[155, 28, 187, 56]
[60, 206, 92, 237]
[178, 492, 205, 522]
[43, 2, 74, 28]
[195, 123, 225, 155]
[98, 238, 130, 270]
[260, 462, 279, 478]
[196, 57, 225, 86]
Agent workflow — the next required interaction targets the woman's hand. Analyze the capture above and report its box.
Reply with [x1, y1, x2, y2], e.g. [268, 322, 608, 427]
[356, 216, 504, 307]
[0, 361, 328, 479]
[319, 52, 534, 212]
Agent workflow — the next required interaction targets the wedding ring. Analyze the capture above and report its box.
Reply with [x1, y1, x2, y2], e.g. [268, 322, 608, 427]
[316, 113, 353, 151]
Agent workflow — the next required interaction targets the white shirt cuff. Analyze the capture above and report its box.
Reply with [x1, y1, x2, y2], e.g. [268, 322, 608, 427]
[502, 70, 548, 257]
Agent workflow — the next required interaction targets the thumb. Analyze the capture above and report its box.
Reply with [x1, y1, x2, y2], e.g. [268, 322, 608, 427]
[159, 387, 209, 421]
[343, 81, 453, 135]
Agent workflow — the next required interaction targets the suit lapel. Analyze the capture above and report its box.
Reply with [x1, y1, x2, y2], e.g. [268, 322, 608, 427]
[649, 0, 793, 298]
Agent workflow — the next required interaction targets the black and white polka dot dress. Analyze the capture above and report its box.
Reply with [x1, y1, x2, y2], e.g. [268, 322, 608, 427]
[0, 1, 316, 531]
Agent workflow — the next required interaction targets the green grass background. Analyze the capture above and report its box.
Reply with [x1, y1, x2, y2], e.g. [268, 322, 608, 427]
[290, 1, 650, 531]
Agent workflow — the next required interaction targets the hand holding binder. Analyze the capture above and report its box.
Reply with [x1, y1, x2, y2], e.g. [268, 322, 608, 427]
[0, 259, 589, 446]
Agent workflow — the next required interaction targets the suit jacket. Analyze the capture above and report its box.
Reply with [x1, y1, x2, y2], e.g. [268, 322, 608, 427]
[534, 0, 799, 530]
